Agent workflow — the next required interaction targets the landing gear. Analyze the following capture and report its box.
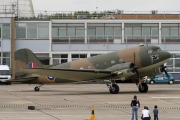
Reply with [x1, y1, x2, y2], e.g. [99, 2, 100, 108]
[107, 77, 119, 94]
[34, 84, 44, 91]
[138, 83, 148, 93]
[109, 84, 119, 94]
[34, 86, 40, 91]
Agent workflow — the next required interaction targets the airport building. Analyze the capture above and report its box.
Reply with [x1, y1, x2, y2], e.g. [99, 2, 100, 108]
[0, 1, 180, 78]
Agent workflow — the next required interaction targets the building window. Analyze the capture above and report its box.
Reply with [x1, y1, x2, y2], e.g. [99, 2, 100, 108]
[0, 27, 1, 38]
[124, 23, 159, 43]
[167, 53, 180, 72]
[161, 23, 180, 42]
[2, 23, 10, 38]
[52, 54, 68, 64]
[52, 23, 85, 43]
[16, 22, 49, 39]
[16, 27, 26, 38]
[87, 23, 122, 43]
[27, 27, 37, 38]
[71, 54, 87, 61]
[38, 23, 49, 39]
[2, 52, 10, 67]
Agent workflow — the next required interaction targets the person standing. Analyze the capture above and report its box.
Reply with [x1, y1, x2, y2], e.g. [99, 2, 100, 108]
[131, 95, 140, 120]
[153, 105, 159, 120]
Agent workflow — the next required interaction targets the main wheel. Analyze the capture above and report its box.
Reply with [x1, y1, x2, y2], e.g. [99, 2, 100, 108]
[138, 83, 148, 93]
[109, 84, 119, 94]
[34, 87, 40, 91]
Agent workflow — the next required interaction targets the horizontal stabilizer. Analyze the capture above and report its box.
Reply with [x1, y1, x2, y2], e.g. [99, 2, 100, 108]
[9, 77, 38, 82]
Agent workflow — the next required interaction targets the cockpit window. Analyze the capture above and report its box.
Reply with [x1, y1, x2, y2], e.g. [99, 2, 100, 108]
[148, 50, 153, 54]
[158, 48, 161, 51]
[148, 47, 161, 54]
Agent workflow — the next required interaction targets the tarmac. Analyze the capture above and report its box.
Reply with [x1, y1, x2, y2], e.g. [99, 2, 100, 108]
[0, 83, 180, 120]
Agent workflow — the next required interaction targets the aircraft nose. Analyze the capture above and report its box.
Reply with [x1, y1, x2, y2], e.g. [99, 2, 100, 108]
[161, 51, 171, 60]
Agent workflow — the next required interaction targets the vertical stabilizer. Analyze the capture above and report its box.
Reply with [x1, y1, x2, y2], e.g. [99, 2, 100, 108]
[14, 48, 43, 71]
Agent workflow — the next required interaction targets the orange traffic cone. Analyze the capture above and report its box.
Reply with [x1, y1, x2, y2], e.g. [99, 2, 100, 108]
[89, 105, 96, 120]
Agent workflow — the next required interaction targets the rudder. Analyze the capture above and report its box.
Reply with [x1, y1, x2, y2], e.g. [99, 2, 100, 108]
[14, 48, 43, 71]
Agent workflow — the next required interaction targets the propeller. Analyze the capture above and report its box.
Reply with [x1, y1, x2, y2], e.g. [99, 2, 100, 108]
[160, 65, 170, 79]
[132, 52, 142, 81]
[130, 63, 141, 79]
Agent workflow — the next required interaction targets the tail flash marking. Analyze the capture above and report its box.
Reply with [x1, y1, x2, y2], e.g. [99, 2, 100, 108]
[29, 62, 37, 68]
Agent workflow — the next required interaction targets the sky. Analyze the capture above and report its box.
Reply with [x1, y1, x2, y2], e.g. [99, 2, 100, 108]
[32, 0, 180, 13]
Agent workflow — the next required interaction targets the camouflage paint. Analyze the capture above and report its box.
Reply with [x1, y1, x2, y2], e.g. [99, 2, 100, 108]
[13, 45, 171, 84]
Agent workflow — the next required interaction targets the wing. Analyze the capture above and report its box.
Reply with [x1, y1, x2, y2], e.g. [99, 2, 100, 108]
[20, 68, 112, 81]
[9, 76, 38, 82]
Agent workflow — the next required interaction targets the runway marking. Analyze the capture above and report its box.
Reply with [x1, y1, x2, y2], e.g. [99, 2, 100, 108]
[151, 97, 180, 99]
[0, 105, 180, 110]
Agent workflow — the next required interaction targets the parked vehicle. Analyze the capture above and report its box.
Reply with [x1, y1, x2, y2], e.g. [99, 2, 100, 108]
[146, 73, 175, 85]
[0, 65, 11, 85]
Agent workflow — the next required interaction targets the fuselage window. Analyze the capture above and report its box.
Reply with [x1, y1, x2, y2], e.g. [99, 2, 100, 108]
[119, 59, 123, 63]
[148, 50, 153, 54]
[88, 66, 91, 69]
[96, 64, 99, 67]
[80, 67, 83, 69]
[111, 60, 115, 64]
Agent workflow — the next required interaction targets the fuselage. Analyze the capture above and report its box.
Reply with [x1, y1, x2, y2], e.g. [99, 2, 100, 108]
[52, 45, 170, 70]
[22, 45, 171, 84]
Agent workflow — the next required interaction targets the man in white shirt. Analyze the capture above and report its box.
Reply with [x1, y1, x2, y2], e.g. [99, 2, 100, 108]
[141, 106, 151, 120]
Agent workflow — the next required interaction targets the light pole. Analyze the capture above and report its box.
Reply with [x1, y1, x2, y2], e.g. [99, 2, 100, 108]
[44, 11, 47, 19]
[16, 0, 19, 17]
[96, 0, 98, 18]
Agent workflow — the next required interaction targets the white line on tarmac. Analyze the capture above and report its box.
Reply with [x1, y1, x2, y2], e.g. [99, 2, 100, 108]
[151, 97, 180, 99]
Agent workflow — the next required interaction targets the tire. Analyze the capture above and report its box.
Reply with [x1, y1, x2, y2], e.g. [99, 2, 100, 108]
[150, 80, 154, 84]
[34, 87, 40, 91]
[169, 80, 174, 85]
[109, 84, 119, 94]
[138, 83, 148, 93]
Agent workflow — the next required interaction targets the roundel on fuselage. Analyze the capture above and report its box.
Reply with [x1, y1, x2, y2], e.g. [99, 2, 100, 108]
[46, 76, 56, 81]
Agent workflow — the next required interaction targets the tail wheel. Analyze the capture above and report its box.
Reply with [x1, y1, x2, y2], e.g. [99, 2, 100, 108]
[109, 84, 119, 94]
[34, 87, 40, 91]
[138, 83, 148, 93]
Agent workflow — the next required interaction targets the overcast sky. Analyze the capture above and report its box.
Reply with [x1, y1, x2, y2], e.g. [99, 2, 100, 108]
[32, 0, 180, 13]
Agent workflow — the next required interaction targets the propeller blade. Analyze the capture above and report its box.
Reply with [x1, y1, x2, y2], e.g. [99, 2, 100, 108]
[160, 65, 170, 79]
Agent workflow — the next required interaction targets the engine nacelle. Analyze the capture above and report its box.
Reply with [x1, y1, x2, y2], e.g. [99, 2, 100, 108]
[106, 62, 135, 80]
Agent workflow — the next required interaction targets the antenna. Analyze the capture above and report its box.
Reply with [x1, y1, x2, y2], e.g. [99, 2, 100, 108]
[96, 0, 98, 18]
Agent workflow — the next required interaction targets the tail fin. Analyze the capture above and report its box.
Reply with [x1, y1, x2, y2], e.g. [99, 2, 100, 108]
[14, 48, 43, 71]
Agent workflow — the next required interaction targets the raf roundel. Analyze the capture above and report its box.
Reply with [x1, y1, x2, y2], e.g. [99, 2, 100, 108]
[46, 76, 56, 81]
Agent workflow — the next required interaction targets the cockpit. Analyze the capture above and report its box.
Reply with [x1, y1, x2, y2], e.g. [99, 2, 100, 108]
[148, 47, 161, 54]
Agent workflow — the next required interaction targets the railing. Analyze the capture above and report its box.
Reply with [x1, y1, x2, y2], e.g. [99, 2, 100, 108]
[52, 35, 180, 44]
[13, 11, 180, 20]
